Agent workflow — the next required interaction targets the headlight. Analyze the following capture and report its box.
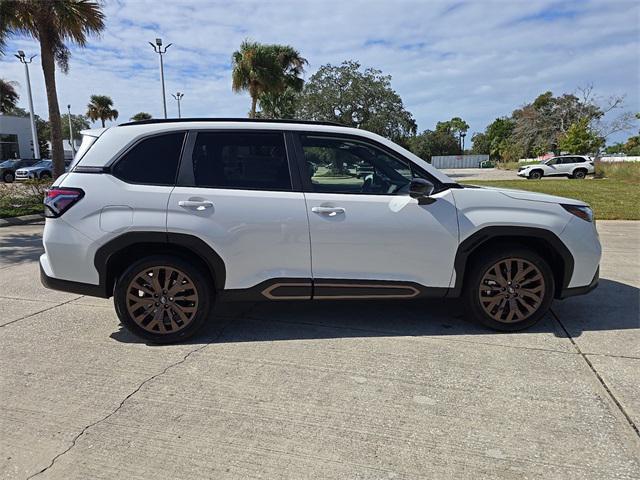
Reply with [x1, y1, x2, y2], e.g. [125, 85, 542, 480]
[561, 204, 594, 223]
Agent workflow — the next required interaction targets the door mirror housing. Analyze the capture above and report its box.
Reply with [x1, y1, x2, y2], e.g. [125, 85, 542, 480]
[409, 178, 436, 205]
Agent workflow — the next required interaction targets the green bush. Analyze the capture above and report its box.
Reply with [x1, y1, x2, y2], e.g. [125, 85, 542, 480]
[0, 179, 50, 218]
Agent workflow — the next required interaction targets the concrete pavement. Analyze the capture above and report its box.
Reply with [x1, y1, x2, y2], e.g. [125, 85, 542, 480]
[1, 221, 639, 479]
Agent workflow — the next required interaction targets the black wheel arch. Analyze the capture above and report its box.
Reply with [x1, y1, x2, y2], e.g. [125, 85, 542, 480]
[94, 231, 226, 298]
[449, 226, 574, 299]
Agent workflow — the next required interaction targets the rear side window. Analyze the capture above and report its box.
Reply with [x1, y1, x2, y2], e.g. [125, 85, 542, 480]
[189, 132, 291, 191]
[113, 132, 185, 185]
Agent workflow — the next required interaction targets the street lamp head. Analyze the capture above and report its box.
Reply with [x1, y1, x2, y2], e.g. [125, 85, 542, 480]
[155, 38, 162, 46]
[17, 50, 25, 58]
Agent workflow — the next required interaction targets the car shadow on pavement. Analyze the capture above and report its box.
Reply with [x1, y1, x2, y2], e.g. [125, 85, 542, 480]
[0, 231, 44, 266]
[109, 278, 639, 346]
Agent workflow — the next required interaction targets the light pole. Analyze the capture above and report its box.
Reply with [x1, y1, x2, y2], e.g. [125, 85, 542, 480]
[14, 50, 40, 159]
[67, 104, 76, 157]
[171, 92, 184, 118]
[460, 132, 466, 153]
[149, 38, 172, 119]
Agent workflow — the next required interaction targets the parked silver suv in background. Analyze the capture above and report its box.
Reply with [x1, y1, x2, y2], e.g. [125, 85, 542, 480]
[517, 155, 595, 179]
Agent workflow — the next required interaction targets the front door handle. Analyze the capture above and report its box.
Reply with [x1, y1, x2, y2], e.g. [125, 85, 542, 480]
[311, 206, 345, 216]
[178, 200, 214, 211]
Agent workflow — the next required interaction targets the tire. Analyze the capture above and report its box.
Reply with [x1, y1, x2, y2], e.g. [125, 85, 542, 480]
[40, 172, 51, 179]
[463, 246, 555, 331]
[528, 170, 543, 180]
[114, 255, 213, 343]
[572, 169, 587, 179]
[2, 171, 14, 183]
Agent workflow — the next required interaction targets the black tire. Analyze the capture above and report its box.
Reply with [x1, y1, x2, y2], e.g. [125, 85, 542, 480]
[40, 171, 51, 179]
[463, 246, 555, 331]
[528, 170, 543, 180]
[2, 171, 14, 183]
[114, 255, 213, 343]
[572, 169, 587, 179]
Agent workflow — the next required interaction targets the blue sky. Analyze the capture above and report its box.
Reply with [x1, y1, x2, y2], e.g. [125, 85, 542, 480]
[1, 0, 638, 144]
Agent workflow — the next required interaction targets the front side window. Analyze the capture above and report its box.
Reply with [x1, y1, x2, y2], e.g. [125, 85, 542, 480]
[300, 135, 420, 195]
[190, 132, 291, 191]
[113, 132, 185, 185]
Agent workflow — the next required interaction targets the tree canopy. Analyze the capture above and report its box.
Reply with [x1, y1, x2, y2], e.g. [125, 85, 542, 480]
[87, 94, 118, 127]
[297, 61, 417, 143]
[232, 41, 306, 118]
[0, 78, 19, 113]
[130, 112, 152, 121]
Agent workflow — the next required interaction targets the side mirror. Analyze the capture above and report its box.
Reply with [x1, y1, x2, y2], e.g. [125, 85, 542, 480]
[409, 178, 436, 205]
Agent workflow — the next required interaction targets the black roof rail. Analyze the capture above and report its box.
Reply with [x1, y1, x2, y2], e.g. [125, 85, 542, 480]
[119, 117, 345, 127]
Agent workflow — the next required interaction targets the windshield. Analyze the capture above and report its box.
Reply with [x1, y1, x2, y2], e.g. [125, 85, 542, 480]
[32, 161, 52, 168]
[0, 160, 18, 167]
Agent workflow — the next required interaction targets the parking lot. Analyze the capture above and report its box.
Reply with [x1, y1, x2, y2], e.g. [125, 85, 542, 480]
[1, 221, 639, 479]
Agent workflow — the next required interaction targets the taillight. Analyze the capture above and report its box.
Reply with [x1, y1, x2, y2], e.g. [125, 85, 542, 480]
[44, 188, 84, 218]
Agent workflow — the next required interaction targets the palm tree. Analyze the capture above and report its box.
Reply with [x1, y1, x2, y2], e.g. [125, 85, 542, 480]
[0, 1, 105, 177]
[0, 78, 20, 113]
[130, 112, 152, 122]
[87, 95, 118, 127]
[232, 41, 306, 118]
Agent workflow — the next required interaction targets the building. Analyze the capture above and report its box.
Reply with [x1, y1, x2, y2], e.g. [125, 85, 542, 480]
[0, 114, 34, 161]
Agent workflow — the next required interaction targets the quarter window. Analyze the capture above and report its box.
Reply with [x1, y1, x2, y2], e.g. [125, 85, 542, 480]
[113, 132, 185, 185]
[190, 132, 291, 191]
[300, 135, 420, 195]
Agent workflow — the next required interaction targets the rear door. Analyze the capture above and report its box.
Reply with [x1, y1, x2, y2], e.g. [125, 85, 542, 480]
[167, 130, 311, 295]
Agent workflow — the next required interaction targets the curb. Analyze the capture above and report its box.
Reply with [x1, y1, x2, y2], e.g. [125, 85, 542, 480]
[0, 213, 45, 227]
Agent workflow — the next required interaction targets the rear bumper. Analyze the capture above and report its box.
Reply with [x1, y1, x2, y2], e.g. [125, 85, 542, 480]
[40, 257, 108, 298]
[557, 267, 599, 299]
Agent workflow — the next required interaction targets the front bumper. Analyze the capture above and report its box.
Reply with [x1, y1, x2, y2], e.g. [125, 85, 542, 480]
[557, 267, 599, 299]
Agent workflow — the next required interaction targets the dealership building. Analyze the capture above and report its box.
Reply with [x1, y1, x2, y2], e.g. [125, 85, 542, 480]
[0, 114, 35, 161]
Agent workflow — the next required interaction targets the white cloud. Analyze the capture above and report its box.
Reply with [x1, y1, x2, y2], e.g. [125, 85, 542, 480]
[1, 0, 638, 143]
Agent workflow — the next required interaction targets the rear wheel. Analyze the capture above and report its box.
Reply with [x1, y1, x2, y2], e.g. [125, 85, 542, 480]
[2, 171, 14, 183]
[464, 247, 555, 331]
[572, 169, 587, 179]
[40, 172, 51, 179]
[114, 255, 212, 343]
[528, 170, 543, 180]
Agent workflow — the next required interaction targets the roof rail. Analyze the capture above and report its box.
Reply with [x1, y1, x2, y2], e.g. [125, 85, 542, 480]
[119, 117, 345, 127]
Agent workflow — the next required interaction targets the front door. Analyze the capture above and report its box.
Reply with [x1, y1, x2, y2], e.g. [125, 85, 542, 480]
[167, 130, 312, 297]
[294, 133, 459, 298]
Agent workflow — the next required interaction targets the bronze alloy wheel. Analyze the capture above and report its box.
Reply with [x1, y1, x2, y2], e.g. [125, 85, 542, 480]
[125, 266, 199, 334]
[478, 257, 545, 324]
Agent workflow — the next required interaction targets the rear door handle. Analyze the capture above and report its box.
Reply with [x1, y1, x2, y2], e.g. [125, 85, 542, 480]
[311, 206, 345, 216]
[178, 200, 214, 211]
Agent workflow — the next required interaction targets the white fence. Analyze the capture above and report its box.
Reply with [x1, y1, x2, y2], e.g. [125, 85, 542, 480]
[431, 154, 489, 169]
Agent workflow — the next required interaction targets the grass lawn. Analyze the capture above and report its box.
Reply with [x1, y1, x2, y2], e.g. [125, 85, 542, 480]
[459, 179, 640, 220]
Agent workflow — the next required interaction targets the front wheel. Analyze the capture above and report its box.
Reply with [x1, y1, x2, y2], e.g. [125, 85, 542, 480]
[2, 171, 14, 183]
[464, 248, 555, 331]
[114, 255, 213, 343]
[528, 170, 543, 180]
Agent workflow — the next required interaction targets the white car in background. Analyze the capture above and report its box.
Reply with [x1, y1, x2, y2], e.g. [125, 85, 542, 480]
[517, 155, 595, 179]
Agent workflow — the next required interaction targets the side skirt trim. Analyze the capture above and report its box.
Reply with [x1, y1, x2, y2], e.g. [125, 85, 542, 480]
[219, 278, 448, 302]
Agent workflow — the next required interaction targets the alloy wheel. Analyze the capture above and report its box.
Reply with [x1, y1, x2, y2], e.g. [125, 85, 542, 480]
[478, 257, 545, 323]
[126, 266, 199, 334]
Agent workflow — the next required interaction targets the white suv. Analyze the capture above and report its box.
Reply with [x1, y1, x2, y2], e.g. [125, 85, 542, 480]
[40, 119, 601, 343]
[517, 155, 595, 179]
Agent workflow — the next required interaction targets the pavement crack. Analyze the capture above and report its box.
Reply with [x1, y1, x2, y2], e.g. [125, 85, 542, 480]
[550, 308, 640, 439]
[26, 319, 232, 479]
[0, 296, 82, 328]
